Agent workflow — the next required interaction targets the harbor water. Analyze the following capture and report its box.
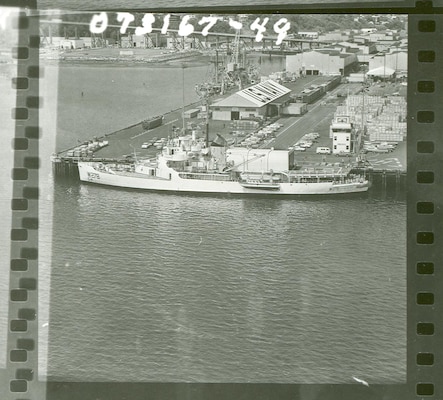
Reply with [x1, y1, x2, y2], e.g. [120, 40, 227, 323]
[52, 54, 285, 152]
[42, 56, 406, 384]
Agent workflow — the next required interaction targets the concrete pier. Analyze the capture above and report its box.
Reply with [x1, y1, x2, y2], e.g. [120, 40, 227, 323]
[52, 78, 407, 185]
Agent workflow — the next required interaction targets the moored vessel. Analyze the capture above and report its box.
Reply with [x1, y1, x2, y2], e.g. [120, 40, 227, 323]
[78, 133, 370, 195]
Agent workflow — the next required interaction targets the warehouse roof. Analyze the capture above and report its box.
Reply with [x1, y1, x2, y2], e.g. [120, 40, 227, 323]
[212, 80, 291, 108]
[315, 49, 341, 56]
[211, 94, 260, 108]
[238, 80, 291, 106]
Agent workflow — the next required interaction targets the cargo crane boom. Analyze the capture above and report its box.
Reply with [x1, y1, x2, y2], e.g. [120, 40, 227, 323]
[224, 153, 266, 172]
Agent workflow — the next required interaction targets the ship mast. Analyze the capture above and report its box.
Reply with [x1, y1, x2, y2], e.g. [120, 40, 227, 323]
[181, 64, 186, 134]
[358, 78, 369, 157]
[205, 98, 210, 148]
[195, 69, 213, 148]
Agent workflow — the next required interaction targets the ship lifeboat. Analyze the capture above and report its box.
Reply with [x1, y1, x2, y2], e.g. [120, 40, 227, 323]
[240, 180, 280, 190]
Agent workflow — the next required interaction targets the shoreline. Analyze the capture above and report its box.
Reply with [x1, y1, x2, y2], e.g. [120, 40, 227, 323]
[39, 47, 284, 68]
[40, 48, 208, 67]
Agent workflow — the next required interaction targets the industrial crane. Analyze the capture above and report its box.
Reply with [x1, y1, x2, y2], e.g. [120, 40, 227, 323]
[222, 29, 260, 92]
[223, 153, 266, 172]
[222, 29, 245, 91]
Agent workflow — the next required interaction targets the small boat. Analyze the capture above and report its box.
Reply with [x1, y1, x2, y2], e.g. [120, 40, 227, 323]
[240, 180, 280, 190]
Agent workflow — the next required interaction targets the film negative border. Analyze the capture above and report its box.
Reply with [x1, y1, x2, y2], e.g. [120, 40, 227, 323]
[2, 4, 442, 400]
[6, 4, 43, 400]
[408, 12, 443, 400]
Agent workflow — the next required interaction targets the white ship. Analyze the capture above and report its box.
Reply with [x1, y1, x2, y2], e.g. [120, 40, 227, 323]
[78, 134, 370, 195]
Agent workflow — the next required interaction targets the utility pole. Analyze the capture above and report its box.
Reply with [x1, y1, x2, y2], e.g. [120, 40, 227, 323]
[215, 50, 219, 84]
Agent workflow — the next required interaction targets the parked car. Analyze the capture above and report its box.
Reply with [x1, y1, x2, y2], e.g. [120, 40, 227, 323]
[316, 147, 331, 154]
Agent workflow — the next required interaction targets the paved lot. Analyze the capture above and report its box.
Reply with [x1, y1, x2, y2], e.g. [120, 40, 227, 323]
[261, 81, 407, 172]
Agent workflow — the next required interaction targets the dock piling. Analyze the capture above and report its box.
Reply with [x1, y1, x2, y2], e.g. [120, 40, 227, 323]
[381, 170, 387, 189]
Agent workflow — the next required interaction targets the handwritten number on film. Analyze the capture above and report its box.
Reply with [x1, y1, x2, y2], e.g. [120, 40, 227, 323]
[89, 13, 290, 44]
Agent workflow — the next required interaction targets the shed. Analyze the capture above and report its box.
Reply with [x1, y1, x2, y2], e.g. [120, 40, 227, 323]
[61, 39, 84, 49]
[282, 102, 308, 116]
[211, 80, 291, 121]
[366, 66, 396, 78]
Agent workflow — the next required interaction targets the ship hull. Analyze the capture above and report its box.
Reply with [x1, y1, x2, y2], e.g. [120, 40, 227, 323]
[78, 163, 369, 195]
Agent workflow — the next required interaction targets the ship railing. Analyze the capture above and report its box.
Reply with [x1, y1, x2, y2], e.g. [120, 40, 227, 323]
[240, 172, 282, 180]
[331, 176, 367, 185]
[178, 172, 232, 181]
[290, 172, 344, 179]
[289, 165, 353, 178]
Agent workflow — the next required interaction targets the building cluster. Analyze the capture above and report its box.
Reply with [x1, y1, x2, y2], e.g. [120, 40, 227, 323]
[286, 27, 407, 79]
[41, 35, 164, 50]
[334, 95, 407, 143]
[208, 72, 406, 156]
[43, 19, 407, 158]
[209, 76, 341, 121]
